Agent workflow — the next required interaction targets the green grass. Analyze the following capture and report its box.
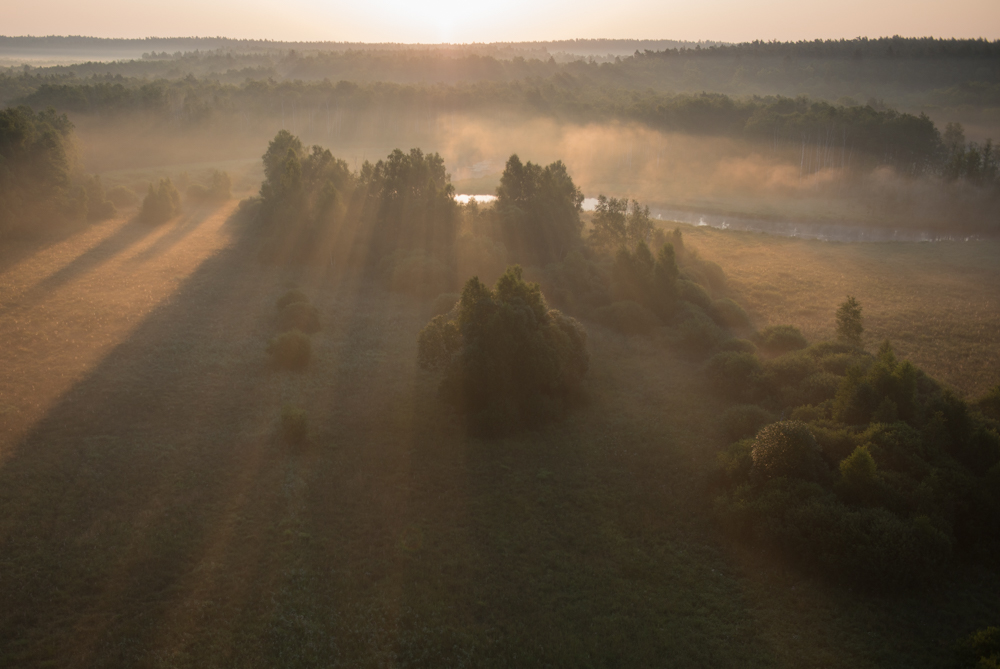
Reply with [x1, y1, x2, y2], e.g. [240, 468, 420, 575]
[0, 214, 998, 667]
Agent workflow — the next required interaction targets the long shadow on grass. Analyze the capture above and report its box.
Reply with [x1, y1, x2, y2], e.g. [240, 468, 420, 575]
[0, 217, 304, 667]
[0, 215, 159, 318]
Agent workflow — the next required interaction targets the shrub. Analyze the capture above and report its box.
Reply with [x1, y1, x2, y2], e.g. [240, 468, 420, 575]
[422, 266, 589, 434]
[279, 301, 320, 333]
[106, 185, 139, 207]
[756, 325, 808, 355]
[977, 384, 1000, 421]
[705, 351, 762, 400]
[277, 289, 310, 311]
[267, 330, 311, 370]
[677, 279, 712, 309]
[839, 446, 879, 492]
[673, 304, 726, 354]
[709, 297, 751, 328]
[956, 626, 1000, 669]
[595, 300, 660, 335]
[751, 420, 827, 483]
[722, 404, 775, 441]
[140, 178, 182, 224]
[790, 404, 825, 422]
[281, 405, 308, 445]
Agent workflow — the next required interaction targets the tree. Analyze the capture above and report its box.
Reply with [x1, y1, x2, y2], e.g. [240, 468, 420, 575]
[588, 195, 654, 254]
[495, 154, 584, 265]
[836, 295, 864, 346]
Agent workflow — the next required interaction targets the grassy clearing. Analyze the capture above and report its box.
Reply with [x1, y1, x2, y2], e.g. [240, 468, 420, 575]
[0, 217, 998, 667]
[684, 225, 1000, 398]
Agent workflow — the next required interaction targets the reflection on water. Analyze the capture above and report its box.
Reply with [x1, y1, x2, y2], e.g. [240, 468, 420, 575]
[456, 194, 600, 211]
[650, 208, 989, 243]
[455, 195, 985, 242]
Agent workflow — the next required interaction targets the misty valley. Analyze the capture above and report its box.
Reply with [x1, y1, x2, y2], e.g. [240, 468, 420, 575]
[1, 36, 999, 668]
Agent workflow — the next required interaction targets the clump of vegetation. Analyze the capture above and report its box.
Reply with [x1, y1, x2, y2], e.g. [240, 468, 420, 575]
[140, 178, 181, 224]
[281, 405, 308, 445]
[750, 420, 827, 483]
[187, 170, 232, 201]
[418, 265, 589, 435]
[267, 330, 311, 370]
[721, 404, 775, 441]
[0, 106, 116, 237]
[755, 324, 809, 355]
[712, 298, 1000, 588]
[955, 626, 1000, 669]
[279, 301, 320, 334]
[276, 288, 310, 311]
[836, 295, 864, 346]
[587, 195, 653, 255]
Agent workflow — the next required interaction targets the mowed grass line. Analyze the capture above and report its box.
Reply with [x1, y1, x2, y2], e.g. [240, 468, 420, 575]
[0, 220, 998, 666]
[685, 226, 1000, 397]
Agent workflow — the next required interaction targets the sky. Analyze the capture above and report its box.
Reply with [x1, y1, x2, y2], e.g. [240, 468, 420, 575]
[4, 0, 999, 44]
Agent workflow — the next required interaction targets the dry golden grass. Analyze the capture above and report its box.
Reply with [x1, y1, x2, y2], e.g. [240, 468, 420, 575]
[0, 213, 998, 667]
[684, 225, 1000, 398]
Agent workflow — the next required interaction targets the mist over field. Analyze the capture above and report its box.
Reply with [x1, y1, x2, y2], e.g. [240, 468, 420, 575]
[1, 34, 1000, 669]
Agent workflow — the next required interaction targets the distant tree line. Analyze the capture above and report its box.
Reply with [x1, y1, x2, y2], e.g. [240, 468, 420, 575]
[5, 75, 978, 180]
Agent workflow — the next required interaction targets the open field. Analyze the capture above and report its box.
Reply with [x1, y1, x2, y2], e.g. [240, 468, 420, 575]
[686, 225, 1000, 398]
[1, 206, 998, 667]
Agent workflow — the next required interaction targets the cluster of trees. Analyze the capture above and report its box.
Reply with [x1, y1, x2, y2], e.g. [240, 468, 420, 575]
[709, 299, 1000, 587]
[0, 105, 115, 238]
[942, 122, 999, 187]
[418, 266, 589, 435]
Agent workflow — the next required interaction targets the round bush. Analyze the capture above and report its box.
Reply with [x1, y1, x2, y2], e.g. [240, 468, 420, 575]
[279, 301, 320, 333]
[751, 420, 826, 483]
[704, 351, 762, 399]
[267, 330, 311, 370]
[722, 404, 775, 441]
[277, 289, 310, 310]
[710, 298, 751, 328]
[678, 279, 712, 310]
[756, 325, 808, 355]
[595, 300, 660, 335]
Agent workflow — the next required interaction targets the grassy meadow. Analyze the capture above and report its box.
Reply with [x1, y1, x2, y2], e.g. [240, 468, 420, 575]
[0, 196, 998, 667]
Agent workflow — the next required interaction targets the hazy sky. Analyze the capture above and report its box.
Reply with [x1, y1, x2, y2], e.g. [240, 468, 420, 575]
[6, 0, 999, 43]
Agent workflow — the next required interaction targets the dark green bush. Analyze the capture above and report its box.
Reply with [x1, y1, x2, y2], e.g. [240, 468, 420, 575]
[709, 297, 751, 328]
[956, 626, 1000, 669]
[281, 405, 308, 445]
[722, 404, 775, 441]
[673, 304, 727, 354]
[756, 325, 808, 355]
[977, 384, 1000, 421]
[279, 301, 320, 334]
[267, 330, 311, 370]
[705, 351, 761, 400]
[277, 289, 309, 311]
[678, 279, 712, 310]
[595, 300, 660, 335]
[140, 178, 182, 224]
[751, 420, 827, 483]
[106, 185, 139, 207]
[790, 404, 825, 423]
